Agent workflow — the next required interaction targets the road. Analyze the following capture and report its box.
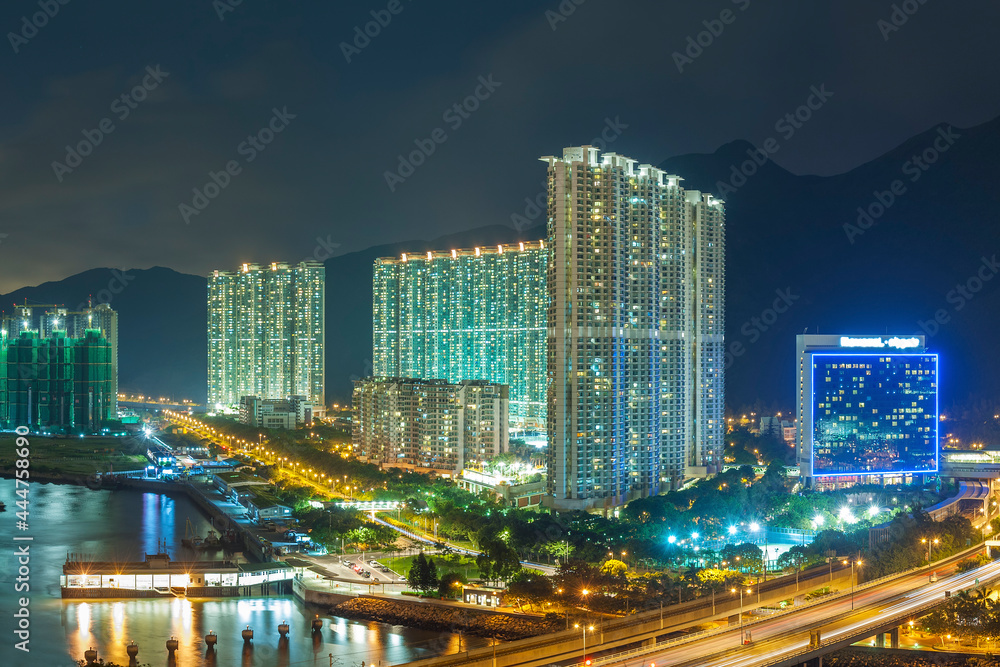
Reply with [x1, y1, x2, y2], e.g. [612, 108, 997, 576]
[370, 515, 559, 576]
[585, 558, 1000, 667]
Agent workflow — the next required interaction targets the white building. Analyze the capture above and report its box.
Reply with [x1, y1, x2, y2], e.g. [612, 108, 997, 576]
[352, 378, 508, 473]
[542, 146, 725, 511]
[239, 395, 314, 430]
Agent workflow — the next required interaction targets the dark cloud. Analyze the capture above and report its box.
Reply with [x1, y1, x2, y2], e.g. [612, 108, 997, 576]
[0, 0, 998, 291]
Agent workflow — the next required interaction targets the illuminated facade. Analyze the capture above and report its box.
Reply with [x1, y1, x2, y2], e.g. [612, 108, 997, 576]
[372, 242, 546, 427]
[2, 303, 118, 417]
[543, 146, 726, 511]
[1, 328, 115, 432]
[207, 262, 325, 411]
[795, 334, 938, 486]
[352, 377, 508, 473]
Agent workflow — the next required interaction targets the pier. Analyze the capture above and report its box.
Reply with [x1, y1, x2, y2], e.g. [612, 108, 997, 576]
[61, 550, 294, 599]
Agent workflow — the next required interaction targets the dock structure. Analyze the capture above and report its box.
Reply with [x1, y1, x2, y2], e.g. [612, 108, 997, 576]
[61, 551, 294, 599]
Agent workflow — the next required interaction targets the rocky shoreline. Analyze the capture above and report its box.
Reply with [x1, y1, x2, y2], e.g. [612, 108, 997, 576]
[330, 597, 562, 640]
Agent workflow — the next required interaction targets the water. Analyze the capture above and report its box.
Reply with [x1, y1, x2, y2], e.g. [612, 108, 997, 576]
[0, 481, 483, 666]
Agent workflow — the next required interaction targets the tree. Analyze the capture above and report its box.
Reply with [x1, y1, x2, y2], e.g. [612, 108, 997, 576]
[506, 570, 554, 611]
[407, 552, 425, 591]
[601, 559, 628, 579]
[477, 537, 522, 586]
[541, 541, 575, 565]
[408, 552, 436, 592]
[697, 568, 745, 592]
[425, 557, 440, 592]
[720, 543, 763, 572]
[438, 571, 466, 599]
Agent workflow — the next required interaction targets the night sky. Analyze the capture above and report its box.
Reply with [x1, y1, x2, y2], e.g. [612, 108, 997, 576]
[2, 0, 999, 292]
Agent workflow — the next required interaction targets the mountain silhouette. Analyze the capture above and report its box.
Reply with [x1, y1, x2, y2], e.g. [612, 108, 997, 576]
[4, 116, 998, 412]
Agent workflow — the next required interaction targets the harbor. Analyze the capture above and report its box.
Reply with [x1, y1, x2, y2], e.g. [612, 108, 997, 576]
[0, 481, 478, 666]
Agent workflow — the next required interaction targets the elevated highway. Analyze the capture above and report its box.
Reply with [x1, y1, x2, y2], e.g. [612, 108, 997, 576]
[395, 547, 996, 667]
[595, 556, 1000, 667]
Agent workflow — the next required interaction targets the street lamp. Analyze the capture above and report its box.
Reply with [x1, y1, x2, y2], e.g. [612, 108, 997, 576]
[842, 558, 863, 609]
[732, 587, 752, 644]
[557, 589, 568, 629]
[573, 624, 594, 663]
[921, 537, 940, 563]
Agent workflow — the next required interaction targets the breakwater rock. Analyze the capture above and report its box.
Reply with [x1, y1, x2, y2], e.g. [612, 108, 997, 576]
[330, 597, 561, 640]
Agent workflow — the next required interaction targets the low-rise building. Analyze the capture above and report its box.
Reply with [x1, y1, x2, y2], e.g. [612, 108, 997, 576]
[457, 468, 546, 508]
[463, 585, 505, 608]
[239, 395, 314, 429]
[352, 378, 508, 473]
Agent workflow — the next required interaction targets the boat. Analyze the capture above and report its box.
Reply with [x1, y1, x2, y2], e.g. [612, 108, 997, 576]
[0, 501, 6, 512]
[199, 529, 223, 551]
[181, 518, 204, 548]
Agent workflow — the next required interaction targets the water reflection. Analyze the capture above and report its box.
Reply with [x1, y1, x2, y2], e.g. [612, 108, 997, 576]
[0, 482, 485, 666]
[64, 596, 486, 666]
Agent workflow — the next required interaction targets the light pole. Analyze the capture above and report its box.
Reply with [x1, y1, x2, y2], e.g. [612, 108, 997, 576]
[750, 522, 766, 603]
[556, 589, 567, 629]
[842, 558, 863, 609]
[922, 537, 940, 563]
[732, 587, 751, 644]
[573, 624, 594, 663]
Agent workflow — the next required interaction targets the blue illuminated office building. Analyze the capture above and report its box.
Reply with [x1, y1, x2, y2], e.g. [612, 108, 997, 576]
[795, 334, 938, 488]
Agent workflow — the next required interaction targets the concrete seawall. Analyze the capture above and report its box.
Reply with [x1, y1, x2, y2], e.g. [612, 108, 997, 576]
[293, 577, 356, 606]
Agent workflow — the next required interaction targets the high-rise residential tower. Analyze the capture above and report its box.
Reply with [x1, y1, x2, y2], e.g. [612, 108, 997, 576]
[1, 328, 115, 432]
[207, 261, 325, 412]
[542, 146, 725, 511]
[2, 303, 119, 417]
[373, 242, 546, 428]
